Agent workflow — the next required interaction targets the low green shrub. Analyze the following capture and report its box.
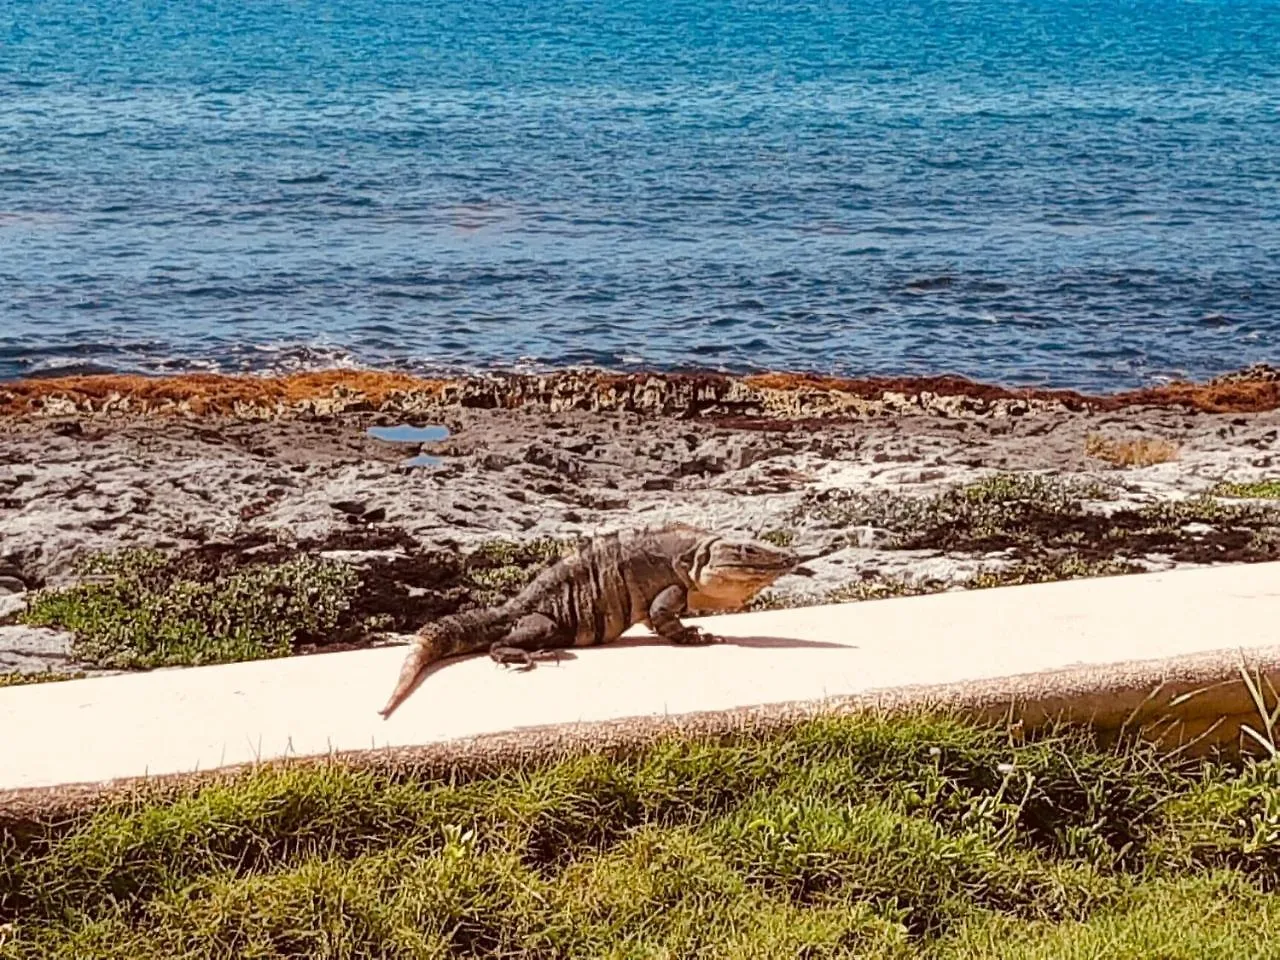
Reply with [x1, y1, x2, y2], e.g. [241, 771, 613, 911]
[19, 550, 359, 669]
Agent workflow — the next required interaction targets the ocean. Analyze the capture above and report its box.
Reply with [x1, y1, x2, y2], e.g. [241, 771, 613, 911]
[1, 0, 1277, 389]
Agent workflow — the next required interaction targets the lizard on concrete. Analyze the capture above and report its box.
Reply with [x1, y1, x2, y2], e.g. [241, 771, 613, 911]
[378, 524, 798, 718]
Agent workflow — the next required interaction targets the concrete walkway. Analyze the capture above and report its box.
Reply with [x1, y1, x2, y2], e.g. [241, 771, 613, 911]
[4, 562, 1280, 796]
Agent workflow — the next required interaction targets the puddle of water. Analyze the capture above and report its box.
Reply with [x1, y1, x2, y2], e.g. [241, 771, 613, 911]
[367, 423, 450, 470]
[367, 424, 450, 444]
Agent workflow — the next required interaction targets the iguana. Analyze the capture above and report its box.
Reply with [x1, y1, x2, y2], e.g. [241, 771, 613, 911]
[378, 524, 798, 718]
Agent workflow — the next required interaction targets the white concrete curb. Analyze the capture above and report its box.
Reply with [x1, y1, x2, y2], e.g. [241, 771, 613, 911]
[3, 561, 1279, 795]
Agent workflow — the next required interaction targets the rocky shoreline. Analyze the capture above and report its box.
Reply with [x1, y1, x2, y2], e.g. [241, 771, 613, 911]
[3, 364, 1280, 420]
[3, 365, 1280, 681]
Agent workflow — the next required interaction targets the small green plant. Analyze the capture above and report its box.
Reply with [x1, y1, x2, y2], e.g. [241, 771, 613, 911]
[797, 473, 1100, 548]
[1137, 495, 1280, 528]
[965, 555, 1141, 590]
[760, 528, 796, 548]
[19, 550, 359, 670]
[1211, 479, 1280, 499]
[793, 472, 1280, 566]
[752, 573, 932, 611]
[468, 537, 568, 568]
[0, 670, 86, 688]
[824, 575, 938, 604]
[465, 537, 575, 603]
[959, 472, 1085, 506]
[753, 554, 1141, 612]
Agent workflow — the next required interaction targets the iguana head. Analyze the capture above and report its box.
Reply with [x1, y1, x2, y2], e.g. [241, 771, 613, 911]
[682, 535, 798, 612]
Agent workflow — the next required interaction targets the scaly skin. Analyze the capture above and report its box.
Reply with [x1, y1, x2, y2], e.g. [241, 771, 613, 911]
[378, 524, 797, 718]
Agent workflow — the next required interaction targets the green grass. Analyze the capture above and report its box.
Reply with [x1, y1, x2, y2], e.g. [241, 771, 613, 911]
[18, 550, 359, 670]
[934, 872, 1280, 959]
[1212, 479, 1280, 499]
[3, 713, 1278, 959]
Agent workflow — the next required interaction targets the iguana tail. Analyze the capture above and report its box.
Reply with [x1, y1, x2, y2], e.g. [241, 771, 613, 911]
[379, 606, 518, 719]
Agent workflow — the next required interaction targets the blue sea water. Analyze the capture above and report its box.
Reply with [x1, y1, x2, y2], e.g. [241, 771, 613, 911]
[1, 0, 1278, 389]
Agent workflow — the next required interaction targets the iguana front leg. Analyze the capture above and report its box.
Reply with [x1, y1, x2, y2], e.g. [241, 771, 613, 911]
[648, 584, 716, 646]
[489, 612, 569, 669]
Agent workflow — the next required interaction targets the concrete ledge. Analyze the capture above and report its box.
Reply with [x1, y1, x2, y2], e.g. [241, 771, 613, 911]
[3, 562, 1280, 815]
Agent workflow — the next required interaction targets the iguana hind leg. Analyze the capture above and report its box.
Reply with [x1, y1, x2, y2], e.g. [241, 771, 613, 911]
[489, 612, 568, 669]
[648, 584, 716, 646]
